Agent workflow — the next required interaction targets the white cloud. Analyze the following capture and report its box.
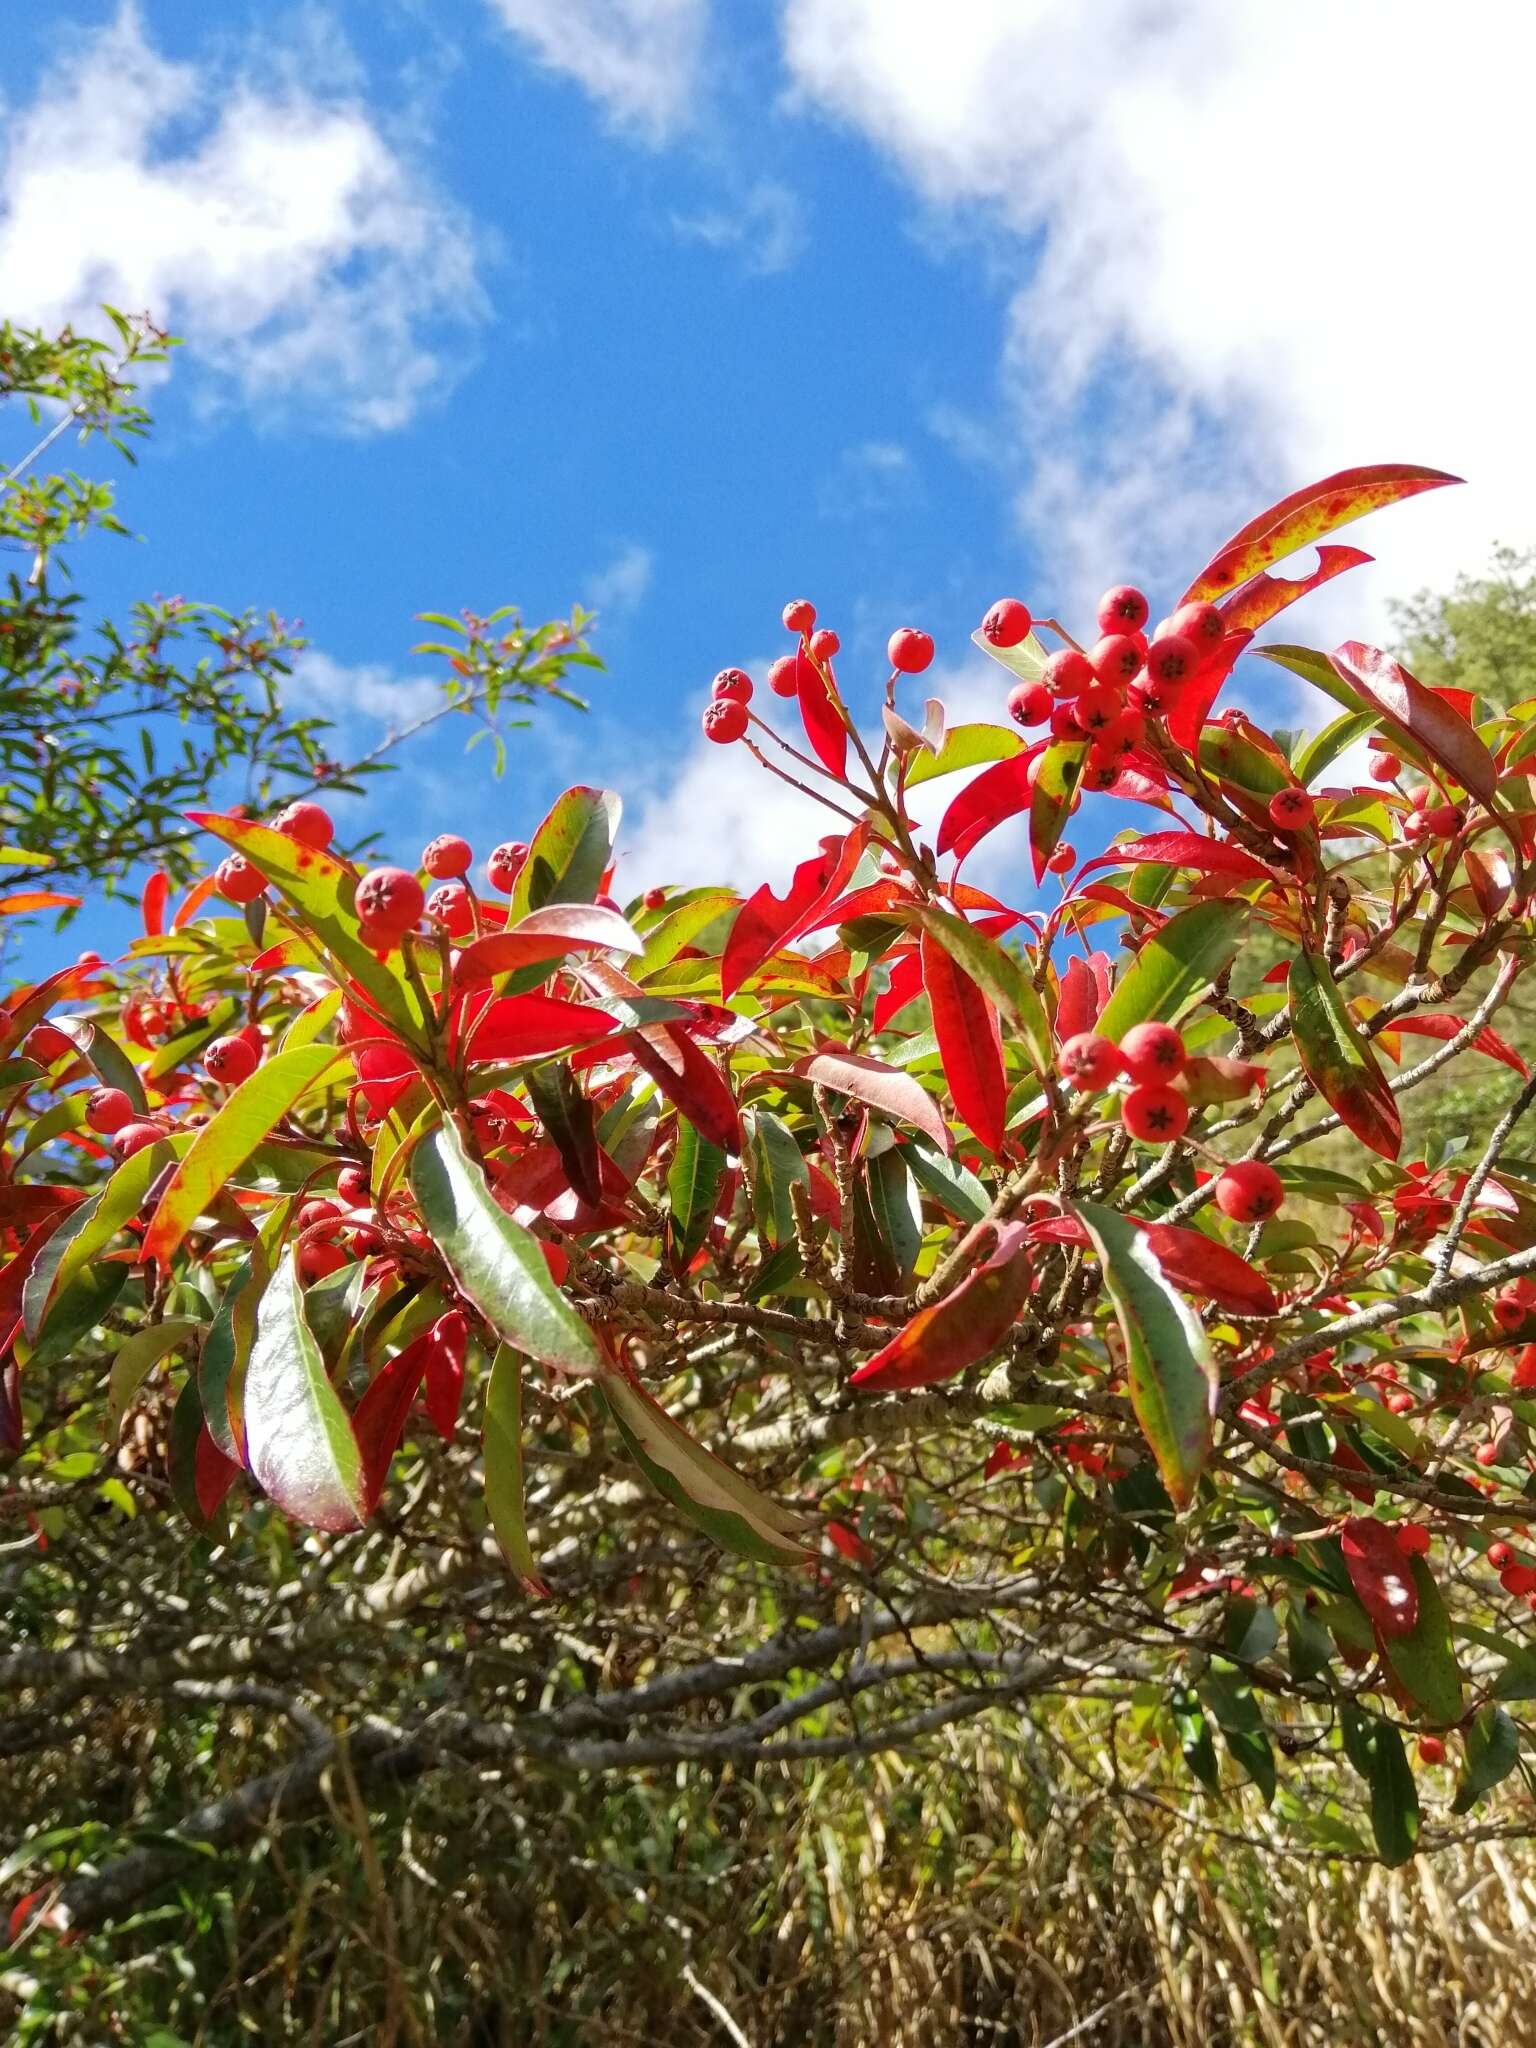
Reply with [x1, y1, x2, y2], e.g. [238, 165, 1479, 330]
[289, 650, 444, 729]
[780, 1, 1536, 632]
[819, 438, 918, 519]
[485, 0, 709, 142]
[0, 5, 485, 433]
[670, 178, 806, 274]
[585, 542, 655, 615]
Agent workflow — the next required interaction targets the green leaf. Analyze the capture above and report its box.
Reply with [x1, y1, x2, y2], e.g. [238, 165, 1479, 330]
[141, 1043, 345, 1267]
[745, 1106, 807, 1247]
[244, 1249, 366, 1531]
[1073, 1201, 1216, 1510]
[511, 785, 621, 917]
[23, 1143, 165, 1342]
[865, 1147, 923, 1282]
[1452, 1705, 1520, 1814]
[636, 890, 737, 979]
[1293, 710, 1379, 787]
[484, 1344, 548, 1593]
[525, 1058, 603, 1209]
[20, 1261, 128, 1373]
[49, 1014, 146, 1113]
[409, 1119, 606, 1376]
[200, 1251, 268, 1463]
[1201, 1669, 1276, 1805]
[916, 905, 1052, 1074]
[1093, 901, 1249, 1044]
[905, 721, 1024, 788]
[666, 1116, 726, 1270]
[1030, 738, 1086, 883]
[600, 1372, 812, 1562]
[1369, 1722, 1420, 1867]
[1288, 950, 1401, 1160]
[1170, 1686, 1219, 1791]
[903, 1134, 991, 1224]
[107, 1319, 202, 1438]
[1382, 1555, 1464, 1725]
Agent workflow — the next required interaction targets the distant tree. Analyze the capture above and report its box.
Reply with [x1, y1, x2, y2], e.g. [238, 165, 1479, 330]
[1391, 544, 1536, 709]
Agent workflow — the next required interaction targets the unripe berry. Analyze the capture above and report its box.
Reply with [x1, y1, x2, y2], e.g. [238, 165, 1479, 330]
[767, 654, 801, 698]
[486, 841, 529, 893]
[1007, 681, 1052, 727]
[703, 697, 749, 744]
[642, 885, 666, 911]
[426, 883, 474, 936]
[337, 1165, 371, 1205]
[204, 1034, 259, 1085]
[1416, 1735, 1446, 1766]
[272, 801, 334, 849]
[355, 867, 425, 934]
[809, 628, 840, 662]
[1096, 586, 1149, 635]
[85, 1086, 134, 1135]
[1144, 633, 1200, 687]
[782, 598, 816, 635]
[1168, 600, 1224, 650]
[888, 627, 935, 674]
[1058, 1033, 1123, 1091]
[1213, 1160, 1284, 1223]
[1121, 1083, 1190, 1144]
[216, 853, 267, 904]
[1089, 634, 1144, 686]
[1119, 1021, 1186, 1083]
[1369, 752, 1402, 783]
[981, 597, 1032, 648]
[1042, 649, 1095, 697]
[114, 1120, 165, 1159]
[422, 834, 472, 878]
[711, 668, 753, 703]
[1046, 843, 1075, 874]
[1268, 787, 1315, 832]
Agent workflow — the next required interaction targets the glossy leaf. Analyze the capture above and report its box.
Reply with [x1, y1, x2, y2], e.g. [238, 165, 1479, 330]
[525, 1059, 604, 1209]
[200, 1253, 266, 1464]
[1074, 1201, 1216, 1511]
[243, 1250, 366, 1533]
[23, 1147, 162, 1343]
[353, 1327, 435, 1511]
[936, 751, 1032, 860]
[917, 905, 1053, 1076]
[48, 1015, 147, 1114]
[1074, 833, 1277, 888]
[1288, 950, 1401, 1160]
[484, 1343, 548, 1592]
[1390, 1014, 1528, 1078]
[1217, 542, 1374, 633]
[1339, 1517, 1418, 1640]
[510, 785, 622, 917]
[452, 903, 642, 987]
[905, 721, 1023, 788]
[919, 927, 1006, 1153]
[903, 1134, 991, 1225]
[850, 1223, 1032, 1392]
[1330, 642, 1498, 803]
[1030, 739, 1087, 883]
[796, 649, 848, 777]
[625, 1022, 740, 1153]
[800, 1046, 951, 1154]
[722, 828, 867, 1000]
[463, 992, 619, 1063]
[667, 1116, 727, 1269]
[422, 1312, 468, 1439]
[745, 1106, 807, 1247]
[1030, 1214, 1277, 1318]
[1093, 901, 1249, 1045]
[1382, 1554, 1464, 1724]
[1452, 1705, 1520, 1815]
[1201, 1670, 1275, 1805]
[1368, 1721, 1420, 1868]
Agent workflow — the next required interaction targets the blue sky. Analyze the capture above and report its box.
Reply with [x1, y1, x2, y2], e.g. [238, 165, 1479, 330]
[3, 1, 1530, 964]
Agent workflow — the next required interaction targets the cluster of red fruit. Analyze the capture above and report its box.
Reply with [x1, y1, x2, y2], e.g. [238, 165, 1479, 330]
[1054, 1020, 1283, 1222]
[700, 600, 936, 745]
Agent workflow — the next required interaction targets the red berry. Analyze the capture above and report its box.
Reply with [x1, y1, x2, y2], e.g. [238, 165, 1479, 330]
[216, 853, 267, 904]
[809, 629, 840, 662]
[712, 668, 754, 703]
[1144, 633, 1200, 687]
[1042, 649, 1094, 697]
[337, 1165, 371, 1205]
[114, 1120, 165, 1159]
[767, 654, 802, 698]
[486, 841, 529, 893]
[1268, 787, 1315, 832]
[1476, 1441, 1502, 1468]
[298, 1240, 348, 1283]
[426, 883, 474, 936]
[1213, 1160, 1284, 1223]
[422, 834, 472, 878]
[703, 697, 749, 744]
[1096, 586, 1149, 635]
[782, 598, 816, 635]
[1416, 1735, 1446, 1766]
[204, 1034, 259, 1085]
[1402, 810, 1431, 843]
[272, 801, 334, 849]
[355, 867, 425, 934]
[1168, 600, 1224, 650]
[1120, 1022, 1186, 1084]
[1007, 681, 1051, 727]
[1075, 683, 1122, 734]
[642, 886, 666, 911]
[298, 1198, 345, 1233]
[1422, 803, 1463, 839]
[1098, 708, 1145, 757]
[85, 1086, 134, 1135]
[1369, 753, 1402, 783]
[1494, 1293, 1527, 1332]
[1516, 1346, 1536, 1390]
[1489, 1541, 1514, 1569]
[1121, 1084, 1190, 1144]
[982, 597, 1032, 648]
[1050, 701, 1083, 740]
[1129, 673, 1180, 718]
[888, 627, 935, 674]
[1405, 783, 1433, 810]
[1058, 1033, 1123, 1091]
[1089, 634, 1144, 686]
[1046, 843, 1075, 874]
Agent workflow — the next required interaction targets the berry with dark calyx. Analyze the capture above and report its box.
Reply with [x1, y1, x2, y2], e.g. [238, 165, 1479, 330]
[1090, 634, 1144, 685]
[216, 853, 267, 904]
[426, 883, 474, 936]
[298, 1240, 348, 1284]
[888, 627, 935, 674]
[1144, 633, 1200, 688]
[1098, 707, 1145, 757]
[711, 668, 753, 703]
[273, 800, 334, 848]
[1494, 1293, 1527, 1332]
[703, 697, 749, 744]
[982, 597, 1032, 648]
[337, 1165, 371, 1206]
[1214, 1160, 1285, 1223]
[1369, 753, 1402, 783]
[1129, 673, 1180, 719]
[422, 834, 472, 878]
[1120, 1021, 1186, 1083]
[1096, 586, 1149, 635]
[486, 841, 529, 893]
[768, 654, 801, 698]
[1074, 683, 1122, 735]
[1046, 843, 1075, 874]
[85, 1086, 135, 1135]
[1121, 1083, 1190, 1144]
[1416, 1735, 1446, 1766]
[809, 628, 840, 662]
[1058, 1033, 1123, 1091]
[1050, 700, 1083, 740]
[356, 867, 425, 934]
[1489, 1541, 1514, 1569]
[114, 1120, 166, 1159]
[782, 598, 816, 635]
[1008, 681, 1052, 727]
[1422, 803, 1463, 838]
[1269, 787, 1315, 832]
[1168, 600, 1224, 650]
[1043, 649, 1095, 697]
[204, 1034, 259, 1085]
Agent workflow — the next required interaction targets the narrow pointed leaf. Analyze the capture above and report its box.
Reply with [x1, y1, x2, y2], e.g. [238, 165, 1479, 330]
[200, 1252, 266, 1463]
[1452, 1705, 1520, 1814]
[936, 751, 1031, 858]
[168, 1377, 240, 1535]
[49, 1015, 147, 1113]
[722, 828, 867, 999]
[796, 650, 848, 776]
[850, 1223, 1032, 1391]
[1216, 543, 1373, 632]
[509, 785, 622, 917]
[525, 1059, 604, 1208]
[422, 1312, 468, 1439]
[667, 1116, 727, 1269]
[1339, 1517, 1418, 1640]
[1382, 1554, 1464, 1724]
[745, 1106, 807, 1247]
[625, 1023, 740, 1153]
[799, 1046, 951, 1153]
[919, 928, 1006, 1153]
[1030, 739, 1086, 882]
[354, 1329, 435, 1512]
[484, 1344, 548, 1592]
[1093, 901, 1249, 1044]
[1075, 833, 1278, 887]
[1368, 1721, 1420, 1867]
[1289, 950, 1401, 1160]
[1330, 642, 1497, 802]
[1181, 464, 1459, 603]
[903, 1134, 990, 1225]
[917, 905, 1052, 1075]
[244, 1250, 366, 1532]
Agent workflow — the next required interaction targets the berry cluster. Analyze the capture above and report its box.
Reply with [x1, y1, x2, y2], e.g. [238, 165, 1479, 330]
[699, 600, 936, 745]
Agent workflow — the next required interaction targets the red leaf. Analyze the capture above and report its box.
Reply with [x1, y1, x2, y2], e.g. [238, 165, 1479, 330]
[1464, 848, 1512, 923]
[1341, 1516, 1419, 1641]
[1026, 1214, 1277, 1316]
[193, 1424, 241, 1522]
[1074, 832, 1279, 888]
[721, 828, 867, 1000]
[1216, 543, 1373, 633]
[919, 928, 1006, 1153]
[851, 1224, 1032, 1391]
[173, 871, 222, 930]
[354, 1328, 436, 1512]
[140, 869, 170, 938]
[1167, 631, 1252, 750]
[423, 1311, 469, 1439]
[464, 993, 619, 1063]
[1391, 1014, 1529, 1078]
[1181, 465, 1460, 604]
[799, 1046, 951, 1154]
[451, 903, 642, 988]
[796, 649, 848, 778]
[1330, 642, 1498, 803]
[936, 751, 1033, 860]
[1055, 953, 1110, 1041]
[873, 947, 924, 1032]
[1030, 740, 1086, 883]
[626, 1025, 740, 1153]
